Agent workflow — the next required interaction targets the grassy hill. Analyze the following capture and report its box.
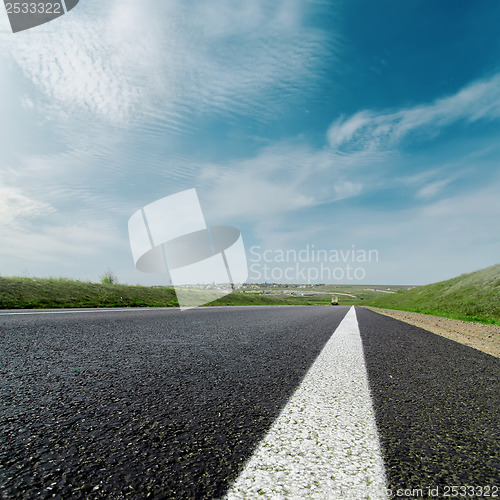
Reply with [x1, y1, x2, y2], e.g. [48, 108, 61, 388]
[0, 277, 179, 309]
[0, 277, 334, 309]
[3, 265, 498, 320]
[365, 264, 500, 325]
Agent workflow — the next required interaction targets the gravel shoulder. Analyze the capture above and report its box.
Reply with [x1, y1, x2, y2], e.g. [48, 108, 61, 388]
[362, 307, 500, 358]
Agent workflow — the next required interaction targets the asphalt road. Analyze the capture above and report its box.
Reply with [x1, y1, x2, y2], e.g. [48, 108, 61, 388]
[356, 307, 500, 497]
[1, 306, 498, 499]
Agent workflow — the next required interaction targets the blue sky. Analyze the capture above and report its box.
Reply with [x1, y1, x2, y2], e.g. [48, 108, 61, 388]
[0, 0, 499, 285]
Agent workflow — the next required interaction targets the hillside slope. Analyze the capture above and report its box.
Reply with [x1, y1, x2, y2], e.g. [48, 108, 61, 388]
[0, 277, 331, 309]
[366, 264, 500, 325]
[0, 277, 179, 309]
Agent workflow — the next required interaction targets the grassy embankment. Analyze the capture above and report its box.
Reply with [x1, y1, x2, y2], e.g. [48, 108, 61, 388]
[0, 277, 180, 309]
[0, 277, 336, 309]
[364, 264, 500, 326]
[2, 264, 498, 325]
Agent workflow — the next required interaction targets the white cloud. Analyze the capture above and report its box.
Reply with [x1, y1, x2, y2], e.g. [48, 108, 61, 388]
[327, 111, 374, 148]
[380, 186, 500, 281]
[2, 0, 499, 286]
[249, 180, 500, 285]
[3, 0, 333, 130]
[198, 67, 500, 225]
[416, 178, 453, 200]
[0, 185, 54, 226]
[327, 73, 500, 151]
[333, 180, 363, 200]
[201, 147, 317, 220]
[197, 140, 377, 225]
[0, 220, 122, 263]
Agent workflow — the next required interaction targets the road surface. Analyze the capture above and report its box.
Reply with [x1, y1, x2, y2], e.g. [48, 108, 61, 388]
[0, 306, 498, 498]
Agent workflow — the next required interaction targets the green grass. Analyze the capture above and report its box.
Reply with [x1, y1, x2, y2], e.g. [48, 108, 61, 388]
[209, 284, 412, 307]
[0, 277, 338, 309]
[364, 264, 500, 326]
[206, 291, 331, 307]
[313, 284, 411, 304]
[0, 277, 179, 309]
[4, 265, 498, 321]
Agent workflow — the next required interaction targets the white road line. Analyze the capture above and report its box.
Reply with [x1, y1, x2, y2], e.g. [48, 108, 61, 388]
[0, 308, 172, 316]
[224, 306, 388, 499]
[0, 305, 301, 316]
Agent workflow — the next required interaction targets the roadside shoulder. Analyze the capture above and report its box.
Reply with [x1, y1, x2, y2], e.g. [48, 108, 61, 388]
[360, 306, 500, 358]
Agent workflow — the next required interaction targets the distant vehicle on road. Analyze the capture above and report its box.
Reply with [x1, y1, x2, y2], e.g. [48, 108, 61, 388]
[331, 296, 339, 306]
